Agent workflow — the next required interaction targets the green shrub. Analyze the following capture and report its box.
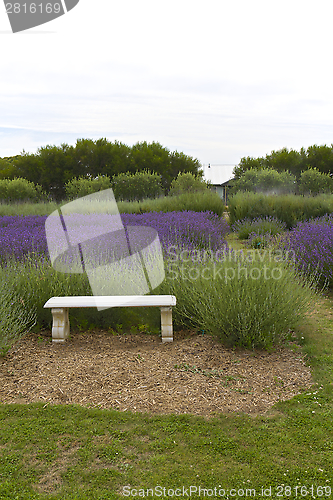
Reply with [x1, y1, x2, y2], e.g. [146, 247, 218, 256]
[231, 168, 296, 195]
[232, 216, 286, 240]
[298, 168, 333, 195]
[247, 233, 276, 249]
[117, 190, 225, 216]
[111, 170, 162, 202]
[0, 177, 46, 203]
[228, 192, 333, 228]
[0, 280, 36, 356]
[0, 190, 225, 216]
[65, 175, 112, 200]
[169, 172, 210, 196]
[158, 251, 318, 349]
[0, 200, 60, 216]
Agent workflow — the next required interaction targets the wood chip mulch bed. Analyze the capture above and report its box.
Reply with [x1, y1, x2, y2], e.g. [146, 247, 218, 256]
[0, 329, 314, 418]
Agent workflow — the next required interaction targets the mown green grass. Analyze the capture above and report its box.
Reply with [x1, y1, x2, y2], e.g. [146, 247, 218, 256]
[0, 292, 331, 499]
[0, 295, 332, 498]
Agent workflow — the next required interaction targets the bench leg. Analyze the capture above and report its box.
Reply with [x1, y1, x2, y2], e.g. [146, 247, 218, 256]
[51, 308, 70, 343]
[160, 306, 173, 342]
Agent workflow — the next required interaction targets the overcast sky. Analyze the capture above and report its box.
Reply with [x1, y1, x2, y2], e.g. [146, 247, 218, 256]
[1, 0, 333, 178]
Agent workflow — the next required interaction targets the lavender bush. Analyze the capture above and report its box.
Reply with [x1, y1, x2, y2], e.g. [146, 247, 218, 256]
[228, 191, 333, 228]
[279, 214, 333, 287]
[157, 251, 318, 349]
[121, 211, 230, 253]
[0, 211, 230, 264]
[0, 208, 319, 350]
[232, 216, 287, 240]
[0, 280, 36, 356]
[247, 232, 276, 249]
[0, 215, 48, 263]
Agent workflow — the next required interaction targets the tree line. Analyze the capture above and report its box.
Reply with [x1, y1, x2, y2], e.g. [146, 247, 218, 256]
[230, 167, 333, 196]
[0, 139, 202, 201]
[234, 144, 333, 179]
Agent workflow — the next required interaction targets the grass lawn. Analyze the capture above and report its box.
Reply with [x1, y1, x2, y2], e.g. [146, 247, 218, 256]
[0, 222, 332, 498]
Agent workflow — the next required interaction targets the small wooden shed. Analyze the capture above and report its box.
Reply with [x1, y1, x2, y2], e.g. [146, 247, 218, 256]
[201, 164, 235, 204]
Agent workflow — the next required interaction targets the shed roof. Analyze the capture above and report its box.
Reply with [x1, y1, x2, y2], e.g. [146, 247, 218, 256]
[200, 164, 235, 185]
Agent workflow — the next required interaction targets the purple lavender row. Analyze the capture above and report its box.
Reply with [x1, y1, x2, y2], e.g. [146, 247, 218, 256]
[0, 211, 230, 263]
[279, 214, 333, 286]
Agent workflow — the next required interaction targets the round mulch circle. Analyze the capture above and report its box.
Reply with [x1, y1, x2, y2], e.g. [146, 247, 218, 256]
[0, 329, 314, 417]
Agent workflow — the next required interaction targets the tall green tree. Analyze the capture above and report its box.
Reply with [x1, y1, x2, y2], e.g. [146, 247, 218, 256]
[233, 156, 265, 179]
[169, 172, 210, 196]
[231, 168, 296, 195]
[71, 138, 132, 179]
[306, 144, 333, 175]
[127, 142, 202, 192]
[264, 147, 306, 178]
[0, 158, 17, 180]
[233, 145, 330, 180]
[6, 139, 202, 201]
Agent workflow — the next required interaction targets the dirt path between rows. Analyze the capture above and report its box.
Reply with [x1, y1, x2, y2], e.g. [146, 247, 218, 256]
[0, 329, 314, 418]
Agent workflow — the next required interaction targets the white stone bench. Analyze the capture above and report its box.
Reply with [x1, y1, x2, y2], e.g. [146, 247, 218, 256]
[44, 295, 177, 344]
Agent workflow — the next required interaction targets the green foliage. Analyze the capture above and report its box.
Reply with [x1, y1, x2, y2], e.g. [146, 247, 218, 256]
[118, 190, 225, 216]
[299, 168, 333, 195]
[306, 144, 333, 175]
[0, 190, 225, 216]
[0, 177, 46, 203]
[232, 216, 286, 240]
[0, 281, 36, 356]
[265, 147, 307, 178]
[1, 241, 316, 352]
[0, 159, 17, 180]
[231, 168, 296, 195]
[72, 138, 132, 179]
[10, 139, 202, 201]
[233, 156, 265, 179]
[234, 147, 306, 179]
[233, 144, 333, 180]
[168, 171, 210, 196]
[228, 191, 333, 228]
[0, 200, 60, 216]
[65, 175, 112, 200]
[111, 170, 162, 202]
[247, 233, 275, 249]
[129, 142, 202, 193]
[159, 252, 318, 349]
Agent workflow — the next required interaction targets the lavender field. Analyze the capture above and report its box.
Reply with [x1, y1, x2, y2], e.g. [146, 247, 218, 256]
[280, 214, 333, 287]
[0, 211, 230, 264]
[0, 205, 328, 351]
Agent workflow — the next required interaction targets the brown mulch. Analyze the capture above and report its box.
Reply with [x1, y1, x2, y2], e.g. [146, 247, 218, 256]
[0, 329, 314, 418]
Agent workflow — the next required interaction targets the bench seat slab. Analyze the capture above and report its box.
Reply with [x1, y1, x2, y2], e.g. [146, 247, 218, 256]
[44, 295, 176, 309]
